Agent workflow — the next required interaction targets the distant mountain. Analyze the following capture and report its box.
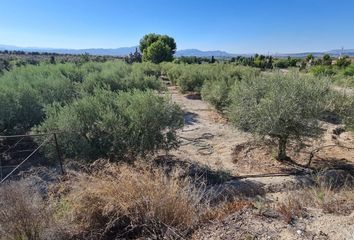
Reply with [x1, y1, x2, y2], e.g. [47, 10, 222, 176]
[1, 44, 354, 58]
[327, 49, 354, 56]
[0, 44, 138, 56]
[175, 49, 236, 57]
[273, 49, 354, 58]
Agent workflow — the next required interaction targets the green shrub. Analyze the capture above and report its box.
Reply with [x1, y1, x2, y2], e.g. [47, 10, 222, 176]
[132, 62, 161, 77]
[310, 65, 336, 76]
[80, 61, 162, 93]
[0, 85, 43, 135]
[201, 80, 230, 110]
[163, 63, 259, 95]
[34, 89, 183, 160]
[336, 57, 351, 68]
[342, 63, 354, 76]
[228, 72, 340, 160]
[0, 64, 77, 105]
[177, 68, 205, 93]
[0, 61, 163, 135]
[201, 66, 259, 110]
[162, 63, 184, 85]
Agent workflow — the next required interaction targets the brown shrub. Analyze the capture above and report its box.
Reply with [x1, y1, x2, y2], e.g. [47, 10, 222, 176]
[276, 197, 304, 224]
[301, 184, 354, 215]
[0, 181, 51, 240]
[55, 162, 211, 239]
[203, 199, 253, 221]
[1, 161, 254, 239]
[277, 179, 354, 222]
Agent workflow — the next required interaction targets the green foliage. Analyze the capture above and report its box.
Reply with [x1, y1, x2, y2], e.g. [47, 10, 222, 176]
[162, 63, 259, 109]
[0, 85, 42, 135]
[0, 61, 163, 135]
[273, 57, 298, 69]
[336, 57, 351, 68]
[342, 63, 354, 76]
[0, 64, 77, 134]
[140, 33, 176, 63]
[253, 55, 273, 69]
[201, 66, 259, 111]
[327, 90, 354, 130]
[201, 80, 230, 111]
[310, 65, 336, 76]
[230, 55, 274, 69]
[322, 54, 332, 65]
[227, 72, 337, 160]
[161, 64, 206, 92]
[306, 54, 314, 62]
[177, 67, 205, 93]
[34, 89, 184, 160]
[0, 59, 11, 74]
[80, 61, 162, 93]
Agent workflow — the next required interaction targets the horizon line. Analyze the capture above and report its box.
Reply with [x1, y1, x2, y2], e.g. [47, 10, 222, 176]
[0, 43, 353, 55]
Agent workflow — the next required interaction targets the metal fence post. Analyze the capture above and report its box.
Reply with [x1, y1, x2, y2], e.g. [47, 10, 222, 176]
[53, 133, 65, 175]
[0, 156, 2, 181]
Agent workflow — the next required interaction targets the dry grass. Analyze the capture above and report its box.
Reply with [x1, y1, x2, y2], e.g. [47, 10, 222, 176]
[50, 161, 212, 239]
[0, 161, 214, 239]
[276, 197, 304, 224]
[203, 199, 253, 221]
[276, 175, 354, 224]
[0, 181, 51, 240]
[294, 184, 354, 215]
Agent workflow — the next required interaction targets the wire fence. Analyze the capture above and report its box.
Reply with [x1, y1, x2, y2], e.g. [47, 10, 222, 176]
[0, 132, 64, 183]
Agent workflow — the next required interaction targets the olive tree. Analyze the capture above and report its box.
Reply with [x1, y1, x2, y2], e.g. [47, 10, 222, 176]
[228, 72, 334, 161]
[34, 89, 184, 160]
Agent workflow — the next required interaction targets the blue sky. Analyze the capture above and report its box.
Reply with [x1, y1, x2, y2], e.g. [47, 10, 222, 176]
[0, 0, 353, 53]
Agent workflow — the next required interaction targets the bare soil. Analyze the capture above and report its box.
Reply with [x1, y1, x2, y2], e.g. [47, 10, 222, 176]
[166, 86, 354, 177]
[163, 86, 354, 240]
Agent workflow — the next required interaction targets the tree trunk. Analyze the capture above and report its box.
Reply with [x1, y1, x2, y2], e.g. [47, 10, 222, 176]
[277, 137, 288, 161]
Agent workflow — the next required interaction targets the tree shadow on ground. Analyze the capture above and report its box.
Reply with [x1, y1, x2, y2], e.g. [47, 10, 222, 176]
[184, 111, 199, 125]
[185, 92, 201, 100]
[311, 157, 354, 175]
[153, 155, 266, 200]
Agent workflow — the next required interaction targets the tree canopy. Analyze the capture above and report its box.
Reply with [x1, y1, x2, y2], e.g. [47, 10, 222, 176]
[139, 33, 176, 63]
[228, 72, 342, 161]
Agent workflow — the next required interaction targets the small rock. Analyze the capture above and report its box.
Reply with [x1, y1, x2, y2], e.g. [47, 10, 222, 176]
[332, 126, 345, 135]
[262, 209, 279, 218]
[296, 230, 303, 235]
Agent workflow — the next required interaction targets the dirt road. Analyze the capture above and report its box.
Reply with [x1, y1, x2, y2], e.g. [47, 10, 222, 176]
[168, 86, 252, 174]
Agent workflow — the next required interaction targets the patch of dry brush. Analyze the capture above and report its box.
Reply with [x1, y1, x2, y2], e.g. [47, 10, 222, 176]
[275, 173, 354, 223]
[0, 181, 52, 240]
[57, 162, 210, 239]
[0, 161, 220, 240]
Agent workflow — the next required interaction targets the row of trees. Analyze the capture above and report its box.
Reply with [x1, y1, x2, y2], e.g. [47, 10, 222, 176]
[164, 62, 353, 161]
[0, 61, 184, 161]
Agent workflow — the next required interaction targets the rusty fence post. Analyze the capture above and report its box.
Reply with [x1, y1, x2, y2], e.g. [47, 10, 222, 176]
[53, 133, 65, 175]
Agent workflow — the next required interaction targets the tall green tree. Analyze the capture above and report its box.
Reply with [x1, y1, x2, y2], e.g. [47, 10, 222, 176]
[139, 33, 176, 63]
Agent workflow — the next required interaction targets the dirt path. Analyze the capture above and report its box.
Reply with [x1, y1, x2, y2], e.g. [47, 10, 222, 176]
[166, 86, 354, 240]
[167, 86, 307, 177]
[167, 86, 314, 192]
[166, 85, 354, 188]
[168, 85, 354, 175]
[168, 86, 252, 175]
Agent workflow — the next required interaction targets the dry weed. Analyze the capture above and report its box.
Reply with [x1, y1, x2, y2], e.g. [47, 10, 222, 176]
[0, 181, 51, 240]
[55, 161, 210, 239]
